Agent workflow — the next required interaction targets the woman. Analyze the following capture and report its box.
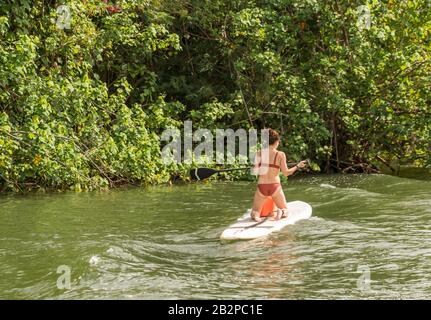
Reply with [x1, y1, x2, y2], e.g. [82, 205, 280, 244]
[251, 129, 307, 222]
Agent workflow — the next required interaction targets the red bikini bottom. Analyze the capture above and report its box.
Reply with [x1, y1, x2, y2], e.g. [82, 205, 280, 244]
[257, 183, 281, 197]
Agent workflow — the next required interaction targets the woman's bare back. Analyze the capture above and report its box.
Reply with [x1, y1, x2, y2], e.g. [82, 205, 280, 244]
[255, 148, 286, 184]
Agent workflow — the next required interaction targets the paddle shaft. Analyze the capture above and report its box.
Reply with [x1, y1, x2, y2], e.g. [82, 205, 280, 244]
[216, 162, 298, 173]
[216, 167, 251, 173]
[191, 161, 306, 180]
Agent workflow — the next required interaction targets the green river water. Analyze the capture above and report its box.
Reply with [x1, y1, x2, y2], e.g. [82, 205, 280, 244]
[1, 173, 430, 299]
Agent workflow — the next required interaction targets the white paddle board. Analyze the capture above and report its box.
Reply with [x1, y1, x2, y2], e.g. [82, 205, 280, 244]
[220, 201, 312, 240]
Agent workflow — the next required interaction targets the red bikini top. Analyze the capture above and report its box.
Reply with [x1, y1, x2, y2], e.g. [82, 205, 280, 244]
[255, 151, 280, 169]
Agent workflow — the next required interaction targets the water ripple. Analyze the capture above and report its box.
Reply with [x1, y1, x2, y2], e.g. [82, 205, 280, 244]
[1, 175, 431, 299]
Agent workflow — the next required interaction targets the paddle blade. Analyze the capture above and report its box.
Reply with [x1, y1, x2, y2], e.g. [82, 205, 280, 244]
[190, 168, 218, 181]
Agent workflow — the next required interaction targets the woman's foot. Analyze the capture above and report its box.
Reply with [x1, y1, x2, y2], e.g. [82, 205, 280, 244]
[275, 209, 283, 220]
[281, 208, 289, 219]
[275, 208, 289, 220]
[250, 210, 262, 222]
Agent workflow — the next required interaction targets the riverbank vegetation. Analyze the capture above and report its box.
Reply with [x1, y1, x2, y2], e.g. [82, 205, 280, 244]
[0, 0, 430, 191]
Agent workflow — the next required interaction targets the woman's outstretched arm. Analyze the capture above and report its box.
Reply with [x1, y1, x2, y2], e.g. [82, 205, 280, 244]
[280, 152, 307, 176]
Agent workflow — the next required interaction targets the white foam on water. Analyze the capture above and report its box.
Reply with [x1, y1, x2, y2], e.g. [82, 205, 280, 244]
[89, 255, 100, 265]
[320, 183, 337, 189]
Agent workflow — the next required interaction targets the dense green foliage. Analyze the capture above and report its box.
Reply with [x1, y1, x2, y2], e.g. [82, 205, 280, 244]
[0, 0, 430, 191]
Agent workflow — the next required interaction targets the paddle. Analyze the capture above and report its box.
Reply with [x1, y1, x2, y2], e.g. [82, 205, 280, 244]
[190, 161, 302, 181]
[190, 167, 251, 181]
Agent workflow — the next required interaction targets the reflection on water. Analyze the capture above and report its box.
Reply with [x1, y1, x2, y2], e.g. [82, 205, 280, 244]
[0, 174, 431, 299]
